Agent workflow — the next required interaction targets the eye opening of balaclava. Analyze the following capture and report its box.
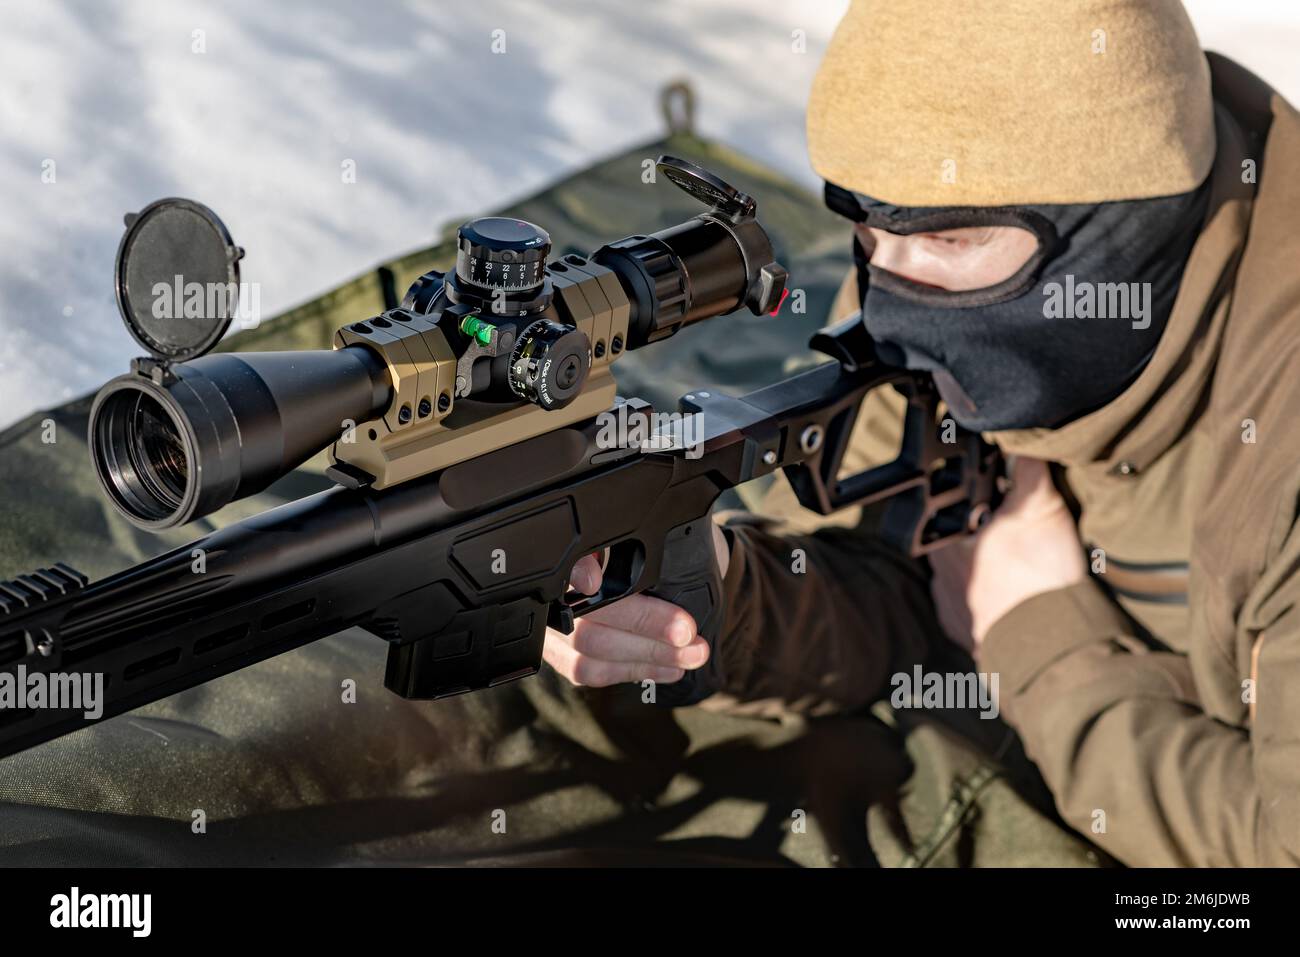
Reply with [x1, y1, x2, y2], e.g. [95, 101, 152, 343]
[823, 177, 1213, 432]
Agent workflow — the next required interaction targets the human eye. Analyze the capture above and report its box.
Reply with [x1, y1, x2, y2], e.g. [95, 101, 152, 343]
[918, 228, 999, 251]
[919, 232, 969, 250]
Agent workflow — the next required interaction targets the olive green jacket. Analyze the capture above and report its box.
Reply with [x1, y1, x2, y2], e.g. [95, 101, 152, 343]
[715, 54, 1300, 866]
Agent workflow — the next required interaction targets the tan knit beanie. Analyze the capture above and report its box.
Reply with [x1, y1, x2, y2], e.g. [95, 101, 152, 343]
[806, 0, 1216, 206]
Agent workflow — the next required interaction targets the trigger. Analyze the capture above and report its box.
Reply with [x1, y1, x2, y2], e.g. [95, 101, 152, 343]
[546, 600, 575, 635]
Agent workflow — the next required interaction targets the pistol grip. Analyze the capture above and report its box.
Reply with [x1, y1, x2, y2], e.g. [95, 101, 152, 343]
[646, 515, 725, 707]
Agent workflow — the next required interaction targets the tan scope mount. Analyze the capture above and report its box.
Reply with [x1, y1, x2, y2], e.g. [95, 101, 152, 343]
[327, 254, 630, 490]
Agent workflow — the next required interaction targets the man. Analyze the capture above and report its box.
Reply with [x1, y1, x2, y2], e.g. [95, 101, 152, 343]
[544, 0, 1300, 866]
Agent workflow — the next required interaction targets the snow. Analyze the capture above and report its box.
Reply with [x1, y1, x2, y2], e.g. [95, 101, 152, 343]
[0, 0, 1294, 429]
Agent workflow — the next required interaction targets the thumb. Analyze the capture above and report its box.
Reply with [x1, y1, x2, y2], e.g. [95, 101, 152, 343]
[569, 553, 605, 595]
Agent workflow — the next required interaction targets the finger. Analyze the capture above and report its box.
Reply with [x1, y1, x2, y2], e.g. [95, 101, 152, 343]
[568, 554, 604, 595]
[712, 523, 731, 578]
[931, 586, 974, 653]
[928, 535, 974, 581]
[584, 593, 697, 647]
[543, 634, 685, 688]
[567, 618, 710, 670]
[542, 629, 576, 676]
[1001, 456, 1054, 509]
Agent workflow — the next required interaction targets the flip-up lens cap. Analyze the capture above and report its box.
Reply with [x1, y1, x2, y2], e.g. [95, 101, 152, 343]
[115, 197, 242, 362]
[656, 155, 755, 219]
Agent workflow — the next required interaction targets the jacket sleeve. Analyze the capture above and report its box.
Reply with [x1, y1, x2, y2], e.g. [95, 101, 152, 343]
[707, 510, 937, 718]
[976, 515, 1300, 866]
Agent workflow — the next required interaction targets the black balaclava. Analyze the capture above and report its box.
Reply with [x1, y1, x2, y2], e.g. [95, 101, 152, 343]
[826, 180, 1212, 432]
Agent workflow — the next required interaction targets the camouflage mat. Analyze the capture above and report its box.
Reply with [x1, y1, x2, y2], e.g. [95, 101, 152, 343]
[0, 119, 1101, 866]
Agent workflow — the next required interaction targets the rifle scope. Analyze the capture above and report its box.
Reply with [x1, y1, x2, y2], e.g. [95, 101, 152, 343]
[89, 157, 788, 529]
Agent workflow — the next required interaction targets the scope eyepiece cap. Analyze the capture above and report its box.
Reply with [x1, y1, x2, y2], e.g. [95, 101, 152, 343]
[657, 155, 756, 221]
[115, 197, 243, 363]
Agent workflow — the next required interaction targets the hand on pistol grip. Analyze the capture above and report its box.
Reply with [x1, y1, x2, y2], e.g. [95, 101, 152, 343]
[541, 519, 730, 702]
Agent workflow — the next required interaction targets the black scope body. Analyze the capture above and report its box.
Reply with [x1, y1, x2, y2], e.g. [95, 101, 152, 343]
[595, 214, 768, 349]
[89, 157, 787, 530]
[91, 349, 392, 530]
